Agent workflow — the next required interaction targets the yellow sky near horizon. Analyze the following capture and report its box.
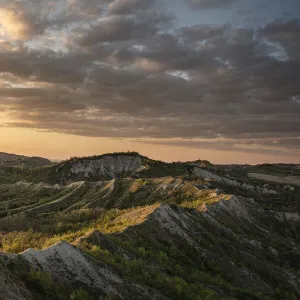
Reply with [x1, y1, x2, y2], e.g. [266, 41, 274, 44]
[1, 127, 299, 164]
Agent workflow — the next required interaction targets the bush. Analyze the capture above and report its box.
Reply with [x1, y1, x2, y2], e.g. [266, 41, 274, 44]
[0, 230, 47, 253]
[26, 269, 60, 296]
[70, 288, 91, 300]
[99, 294, 118, 300]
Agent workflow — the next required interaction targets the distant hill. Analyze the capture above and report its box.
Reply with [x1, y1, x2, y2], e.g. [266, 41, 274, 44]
[0, 152, 52, 169]
[0, 152, 26, 163]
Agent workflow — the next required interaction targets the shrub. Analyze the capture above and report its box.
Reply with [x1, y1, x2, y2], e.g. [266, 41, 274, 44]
[0, 230, 47, 253]
[26, 269, 59, 296]
[70, 288, 91, 300]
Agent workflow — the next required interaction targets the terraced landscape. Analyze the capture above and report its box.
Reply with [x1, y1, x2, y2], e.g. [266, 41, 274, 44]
[0, 152, 300, 300]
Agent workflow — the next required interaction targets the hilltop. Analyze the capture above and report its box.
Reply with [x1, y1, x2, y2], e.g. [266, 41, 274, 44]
[0, 152, 299, 299]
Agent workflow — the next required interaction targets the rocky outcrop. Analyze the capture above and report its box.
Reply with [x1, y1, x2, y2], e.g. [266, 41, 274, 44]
[67, 155, 144, 179]
[22, 241, 124, 295]
[47, 154, 147, 184]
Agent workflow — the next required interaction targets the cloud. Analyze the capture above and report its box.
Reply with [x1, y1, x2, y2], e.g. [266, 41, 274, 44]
[75, 12, 173, 46]
[180, 24, 230, 40]
[108, 0, 156, 15]
[0, 0, 109, 41]
[260, 19, 300, 60]
[138, 138, 300, 156]
[67, 0, 107, 17]
[75, 16, 151, 45]
[0, 1, 58, 40]
[0, 86, 87, 112]
[0, 6, 39, 40]
[184, 0, 238, 9]
[0, 0, 299, 155]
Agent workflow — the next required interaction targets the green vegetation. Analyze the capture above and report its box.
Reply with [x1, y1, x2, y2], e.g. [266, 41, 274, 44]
[26, 269, 65, 297]
[25, 269, 93, 300]
[82, 242, 220, 300]
[70, 288, 91, 300]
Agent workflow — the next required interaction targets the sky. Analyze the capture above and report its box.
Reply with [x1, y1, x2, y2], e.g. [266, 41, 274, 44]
[0, 0, 299, 164]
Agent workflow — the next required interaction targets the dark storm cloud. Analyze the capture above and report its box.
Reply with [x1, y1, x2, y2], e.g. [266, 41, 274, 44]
[0, 0, 299, 155]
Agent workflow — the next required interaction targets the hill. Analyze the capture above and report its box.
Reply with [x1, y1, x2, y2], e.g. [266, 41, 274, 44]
[0, 152, 52, 169]
[1, 152, 192, 184]
[0, 152, 299, 299]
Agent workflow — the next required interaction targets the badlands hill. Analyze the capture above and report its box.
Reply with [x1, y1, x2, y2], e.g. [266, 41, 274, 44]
[0, 152, 300, 300]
